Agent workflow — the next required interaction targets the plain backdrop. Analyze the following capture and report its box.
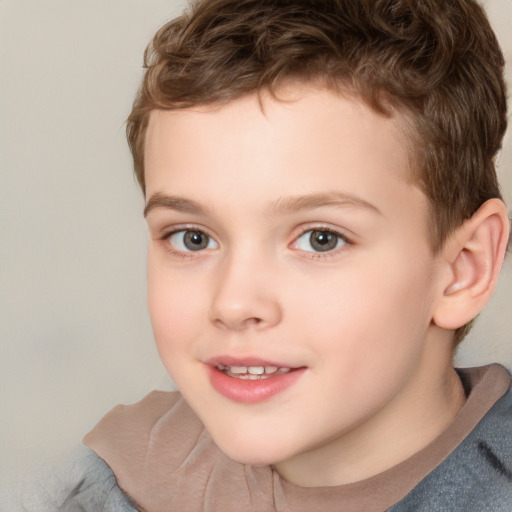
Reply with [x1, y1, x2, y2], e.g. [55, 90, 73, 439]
[1, 0, 511, 481]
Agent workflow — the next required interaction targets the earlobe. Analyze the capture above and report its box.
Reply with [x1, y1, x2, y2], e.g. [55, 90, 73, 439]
[433, 198, 510, 331]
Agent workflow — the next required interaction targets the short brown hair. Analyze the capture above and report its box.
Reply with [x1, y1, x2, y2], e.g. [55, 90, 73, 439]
[126, 0, 508, 342]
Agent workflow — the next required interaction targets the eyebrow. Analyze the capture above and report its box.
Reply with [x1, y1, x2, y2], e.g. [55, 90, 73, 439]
[270, 191, 382, 216]
[144, 193, 207, 217]
[144, 191, 382, 218]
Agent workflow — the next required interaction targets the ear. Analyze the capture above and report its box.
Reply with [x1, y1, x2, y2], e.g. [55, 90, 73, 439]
[433, 198, 510, 331]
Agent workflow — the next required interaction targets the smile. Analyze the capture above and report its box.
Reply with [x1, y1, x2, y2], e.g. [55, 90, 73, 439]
[217, 364, 291, 380]
[208, 360, 306, 403]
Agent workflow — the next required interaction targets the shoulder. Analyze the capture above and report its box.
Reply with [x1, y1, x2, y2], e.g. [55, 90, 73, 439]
[392, 387, 512, 511]
[4, 392, 185, 512]
[4, 447, 138, 512]
[58, 451, 139, 512]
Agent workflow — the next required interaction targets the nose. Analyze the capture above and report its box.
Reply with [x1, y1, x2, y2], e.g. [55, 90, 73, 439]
[208, 251, 282, 331]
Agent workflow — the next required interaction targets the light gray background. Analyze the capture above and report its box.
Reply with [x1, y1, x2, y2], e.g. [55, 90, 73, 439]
[1, 0, 511, 480]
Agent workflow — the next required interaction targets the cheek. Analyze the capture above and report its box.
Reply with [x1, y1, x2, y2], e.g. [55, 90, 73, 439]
[289, 254, 434, 365]
[147, 258, 206, 358]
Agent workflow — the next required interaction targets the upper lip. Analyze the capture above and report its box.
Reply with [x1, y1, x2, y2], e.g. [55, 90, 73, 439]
[205, 355, 299, 368]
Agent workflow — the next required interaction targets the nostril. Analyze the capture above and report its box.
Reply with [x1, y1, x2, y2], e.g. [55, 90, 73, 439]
[246, 317, 263, 326]
[214, 316, 263, 331]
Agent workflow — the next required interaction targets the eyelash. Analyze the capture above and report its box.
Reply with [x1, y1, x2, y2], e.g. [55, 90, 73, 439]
[158, 225, 352, 260]
[293, 227, 352, 260]
[158, 227, 216, 260]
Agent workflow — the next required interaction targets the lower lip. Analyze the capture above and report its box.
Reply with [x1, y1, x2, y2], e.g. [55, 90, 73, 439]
[208, 366, 306, 403]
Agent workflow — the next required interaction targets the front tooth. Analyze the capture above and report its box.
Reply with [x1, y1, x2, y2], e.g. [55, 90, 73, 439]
[230, 366, 248, 374]
[248, 366, 264, 375]
[264, 366, 278, 374]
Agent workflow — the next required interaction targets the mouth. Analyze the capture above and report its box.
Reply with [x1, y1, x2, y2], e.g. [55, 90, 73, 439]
[207, 358, 306, 403]
[216, 364, 293, 380]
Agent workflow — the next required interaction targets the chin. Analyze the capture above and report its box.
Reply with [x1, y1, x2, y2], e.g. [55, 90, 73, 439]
[222, 447, 283, 466]
[212, 431, 291, 466]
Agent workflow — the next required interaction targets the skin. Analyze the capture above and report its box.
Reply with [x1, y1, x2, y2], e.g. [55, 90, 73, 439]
[143, 85, 466, 487]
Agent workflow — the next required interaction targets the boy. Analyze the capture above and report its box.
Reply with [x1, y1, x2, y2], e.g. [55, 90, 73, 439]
[33, 0, 512, 510]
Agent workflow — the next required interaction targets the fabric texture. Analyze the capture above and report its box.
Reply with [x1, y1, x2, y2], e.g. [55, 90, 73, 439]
[0, 448, 137, 512]
[20, 364, 512, 512]
[389, 381, 512, 512]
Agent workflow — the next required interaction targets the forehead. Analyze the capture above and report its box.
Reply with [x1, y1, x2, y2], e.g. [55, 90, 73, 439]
[145, 84, 409, 141]
[143, 85, 425, 225]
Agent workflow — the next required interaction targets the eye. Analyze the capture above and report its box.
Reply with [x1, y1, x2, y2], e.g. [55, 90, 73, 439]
[168, 230, 218, 252]
[295, 229, 346, 253]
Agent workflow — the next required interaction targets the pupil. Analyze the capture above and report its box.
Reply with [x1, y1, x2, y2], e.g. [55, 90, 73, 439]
[310, 230, 337, 252]
[184, 231, 208, 251]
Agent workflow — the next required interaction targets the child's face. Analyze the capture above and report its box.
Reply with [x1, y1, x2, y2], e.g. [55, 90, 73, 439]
[144, 86, 448, 480]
